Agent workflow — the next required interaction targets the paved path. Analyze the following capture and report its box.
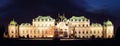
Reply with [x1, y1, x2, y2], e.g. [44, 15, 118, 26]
[18, 38, 89, 40]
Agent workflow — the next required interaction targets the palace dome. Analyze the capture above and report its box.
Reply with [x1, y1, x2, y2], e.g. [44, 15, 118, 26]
[10, 19, 17, 25]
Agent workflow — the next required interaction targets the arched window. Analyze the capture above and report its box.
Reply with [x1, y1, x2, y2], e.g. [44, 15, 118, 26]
[79, 31, 81, 34]
[94, 31, 96, 34]
[83, 24, 84, 27]
[86, 31, 88, 34]
[11, 31, 14, 33]
[83, 31, 84, 34]
[86, 25, 88, 27]
[98, 31, 99, 33]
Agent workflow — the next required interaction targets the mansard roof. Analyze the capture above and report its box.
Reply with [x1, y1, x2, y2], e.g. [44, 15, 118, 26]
[69, 16, 88, 20]
[91, 23, 102, 27]
[104, 20, 113, 26]
[35, 16, 53, 19]
[20, 23, 31, 26]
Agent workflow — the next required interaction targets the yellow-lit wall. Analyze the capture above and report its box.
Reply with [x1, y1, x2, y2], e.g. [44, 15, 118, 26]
[7, 16, 114, 39]
[8, 25, 18, 38]
[90, 26, 103, 38]
[105, 26, 114, 38]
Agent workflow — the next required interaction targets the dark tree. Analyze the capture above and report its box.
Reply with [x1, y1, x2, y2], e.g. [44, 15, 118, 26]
[115, 26, 120, 39]
[0, 24, 5, 39]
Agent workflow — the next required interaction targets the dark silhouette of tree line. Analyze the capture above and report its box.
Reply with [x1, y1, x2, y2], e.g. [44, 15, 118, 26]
[0, 24, 5, 39]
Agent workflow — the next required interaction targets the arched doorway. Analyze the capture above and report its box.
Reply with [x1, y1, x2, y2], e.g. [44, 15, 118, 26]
[91, 35, 95, 39]
[27, 35, 29, 38]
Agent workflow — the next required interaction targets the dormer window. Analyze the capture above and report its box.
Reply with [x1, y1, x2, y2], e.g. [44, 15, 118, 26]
[45, 19, 47, 21]
[49, 19, 51, 21]
[41, 19, 44, 21]
[79, 19, 81, 22]
[75, 19, 77, 21]
[82, 19, 85, 21]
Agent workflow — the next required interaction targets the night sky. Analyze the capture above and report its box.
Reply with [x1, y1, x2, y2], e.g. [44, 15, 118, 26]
[0, 0, 120, 33]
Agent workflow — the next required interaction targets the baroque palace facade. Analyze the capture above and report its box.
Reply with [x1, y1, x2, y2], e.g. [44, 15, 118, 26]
[7, 15, 114, 39]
